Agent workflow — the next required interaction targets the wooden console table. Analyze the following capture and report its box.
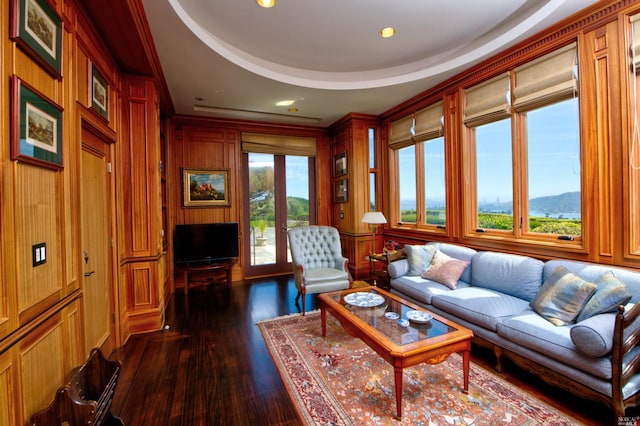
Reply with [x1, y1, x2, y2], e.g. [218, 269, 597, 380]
[182, 260, 236, 295]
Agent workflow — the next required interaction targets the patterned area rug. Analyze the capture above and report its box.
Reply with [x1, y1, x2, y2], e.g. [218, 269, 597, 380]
[258, 311, 582, 425]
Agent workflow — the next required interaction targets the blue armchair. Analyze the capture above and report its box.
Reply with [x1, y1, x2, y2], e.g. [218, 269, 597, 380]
[287, 226, 351, 314]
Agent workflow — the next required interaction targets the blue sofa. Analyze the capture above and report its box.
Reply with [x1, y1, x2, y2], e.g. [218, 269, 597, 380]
[387, 242, 640, 417]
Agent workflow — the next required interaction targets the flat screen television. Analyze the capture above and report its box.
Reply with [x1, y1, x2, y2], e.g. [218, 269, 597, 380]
[174, 222, 239, 265]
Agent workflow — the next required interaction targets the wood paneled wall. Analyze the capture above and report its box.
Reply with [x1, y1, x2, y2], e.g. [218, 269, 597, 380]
[168, 117, 331, 283]
[1, 0, 164, 423]
[329, 114, 381, 279]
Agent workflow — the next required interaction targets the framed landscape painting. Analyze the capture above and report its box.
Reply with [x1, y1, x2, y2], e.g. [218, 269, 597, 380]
[183, 168, 231, 207]
[334, 152, 347, 176]
[91, 63, 109, 120]
[11, 76, 63, 169]
[11, 0, 63, 79]
[334, 179, 347, 203]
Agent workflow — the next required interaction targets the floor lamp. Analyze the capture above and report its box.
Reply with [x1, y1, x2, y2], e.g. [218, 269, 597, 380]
[361, 211, 387, 256]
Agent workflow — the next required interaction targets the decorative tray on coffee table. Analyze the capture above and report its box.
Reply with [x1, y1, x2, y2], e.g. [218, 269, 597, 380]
[344, 292, 385, 307]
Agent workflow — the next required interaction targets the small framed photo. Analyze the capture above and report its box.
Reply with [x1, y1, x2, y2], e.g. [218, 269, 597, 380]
[334, 179, 347, 203]
[11, 0, 63, 79]
[334, 152, 347, 176]
[11, 75, 63, 170]
[91, 63, 109, 120]
[183, 168, 231, 207]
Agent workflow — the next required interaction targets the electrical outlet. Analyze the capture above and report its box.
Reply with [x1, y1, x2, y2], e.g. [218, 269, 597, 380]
[32, 243, 46, 267]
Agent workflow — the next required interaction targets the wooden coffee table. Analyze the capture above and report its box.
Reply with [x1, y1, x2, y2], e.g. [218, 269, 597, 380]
[318, 286, 473, 419]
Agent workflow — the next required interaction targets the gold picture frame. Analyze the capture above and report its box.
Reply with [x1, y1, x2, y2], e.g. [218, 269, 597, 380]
[182, 168, 230, 207]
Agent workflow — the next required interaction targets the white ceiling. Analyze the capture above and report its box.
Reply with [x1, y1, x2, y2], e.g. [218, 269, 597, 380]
[141, 0, 599, 127]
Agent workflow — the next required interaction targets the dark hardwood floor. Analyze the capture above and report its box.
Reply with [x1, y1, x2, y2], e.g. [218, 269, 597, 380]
[110, 276, 634, 425]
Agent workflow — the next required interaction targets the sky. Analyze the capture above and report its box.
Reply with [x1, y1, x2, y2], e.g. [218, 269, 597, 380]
[248, 98, 581, 207]
[399, 98, 580, 205]
[248, 154, 309, 199]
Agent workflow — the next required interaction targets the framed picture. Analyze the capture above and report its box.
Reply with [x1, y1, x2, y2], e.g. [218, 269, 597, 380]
[11, 75, 63, 170]
[11, 0, 63, 79]
[183, 168, 231, 207]
[334, 179, 347, 203]
[334, 152, 347, 176]
[91, 63, 108, 120]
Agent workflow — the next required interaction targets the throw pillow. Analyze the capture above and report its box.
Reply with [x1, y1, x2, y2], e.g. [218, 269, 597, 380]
[530, 266, 597, 326]
[420, 250, 470, 289]
[405, 245, 436, 276]
[576, 271, 632, 322]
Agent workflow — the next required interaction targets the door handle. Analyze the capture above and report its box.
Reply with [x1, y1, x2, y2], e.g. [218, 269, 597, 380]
[84, 271, 95, 277]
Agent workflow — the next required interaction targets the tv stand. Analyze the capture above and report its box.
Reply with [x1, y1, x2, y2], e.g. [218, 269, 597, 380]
[182, 259, 236, 295]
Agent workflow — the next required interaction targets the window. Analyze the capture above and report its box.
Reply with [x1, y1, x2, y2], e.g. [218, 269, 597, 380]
[525, 99, 581, 236]
[390, 101, 445, 228]
[628, 14, 640, 256]
[398, 144, 417, 222]
[424, 136, 446, 226]
[474, 119, 513, 230]
[368, 127, 377, 211]
[464, 43, 581, 241]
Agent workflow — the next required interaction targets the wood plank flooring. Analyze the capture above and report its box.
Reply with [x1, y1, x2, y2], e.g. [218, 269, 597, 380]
[109, 277, 634, 425]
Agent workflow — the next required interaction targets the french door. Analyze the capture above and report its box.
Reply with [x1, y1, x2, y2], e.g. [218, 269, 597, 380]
[243, 152, 316, 277]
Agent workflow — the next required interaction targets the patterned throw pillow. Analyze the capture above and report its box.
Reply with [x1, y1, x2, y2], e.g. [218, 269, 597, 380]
[405, 245, 436, 276]
[530, 266, 597, 326]
[420, 250, 470, 289]
[576, 271, 632, 322]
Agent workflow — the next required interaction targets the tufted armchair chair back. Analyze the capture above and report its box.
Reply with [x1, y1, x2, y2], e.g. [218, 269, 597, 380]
[288, 225, 351, 314]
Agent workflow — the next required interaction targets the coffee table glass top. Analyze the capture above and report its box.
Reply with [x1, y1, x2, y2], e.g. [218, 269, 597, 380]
[327, 289, 455, 346]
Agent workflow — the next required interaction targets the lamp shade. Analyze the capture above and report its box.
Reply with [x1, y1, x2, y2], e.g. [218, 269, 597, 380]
[361, 211, 387, 225]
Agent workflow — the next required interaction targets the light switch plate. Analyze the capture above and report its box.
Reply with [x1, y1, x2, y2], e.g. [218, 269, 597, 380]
[32, 243, 46, 267]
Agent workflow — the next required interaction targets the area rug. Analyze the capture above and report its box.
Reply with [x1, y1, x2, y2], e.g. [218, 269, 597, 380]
[258, 311, 582, 425]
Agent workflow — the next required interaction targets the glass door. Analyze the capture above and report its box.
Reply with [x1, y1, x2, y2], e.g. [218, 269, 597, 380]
[244, 152, 315, 277]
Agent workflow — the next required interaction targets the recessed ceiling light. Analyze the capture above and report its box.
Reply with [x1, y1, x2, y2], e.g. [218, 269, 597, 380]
[256, 0, 275, 8]
[379, 27, 396, 38]
[276, 100, 295, 106]
[288, 108, 298, 113]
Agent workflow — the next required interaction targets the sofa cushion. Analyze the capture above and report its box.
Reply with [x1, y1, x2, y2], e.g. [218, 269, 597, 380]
[497, 310, 612, 380]
[576, 271, 632, 322]
[389, 275, 470, 305]
[571, 313, 615, 357]
[420, 250, 469, 289]
[530, 266, 597, 326]
[304, 267, 349, 283]
[471, 251, 544, 301]
[405, 245, 436, 276]
[431, 287, 530, 331]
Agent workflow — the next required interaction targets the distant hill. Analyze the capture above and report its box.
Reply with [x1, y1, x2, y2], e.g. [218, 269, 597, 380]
[479, 191, 580, 215]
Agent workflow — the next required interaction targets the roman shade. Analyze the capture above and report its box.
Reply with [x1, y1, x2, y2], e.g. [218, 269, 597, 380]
[513, 42, 578, 112]
[389, 101, 443, 148]
[464, 73, 511, 127]
[241, 132, 316, 156]
[413, 101, 444, 143]
[389, 115, 415, 149]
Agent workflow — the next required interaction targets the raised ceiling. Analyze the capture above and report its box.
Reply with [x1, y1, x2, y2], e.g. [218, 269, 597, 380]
[140, 0, 599, 127]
